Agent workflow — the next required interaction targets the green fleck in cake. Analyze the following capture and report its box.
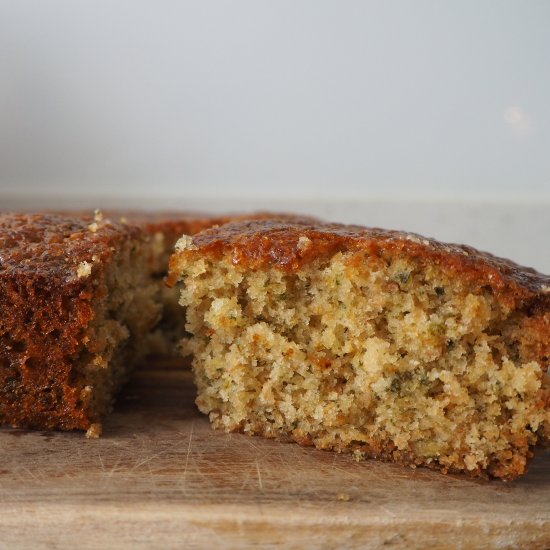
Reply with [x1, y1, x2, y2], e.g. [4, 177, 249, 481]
[168, 219, 550, 480]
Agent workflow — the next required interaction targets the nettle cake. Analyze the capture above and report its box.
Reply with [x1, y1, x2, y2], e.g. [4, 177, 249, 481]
[0, 212, 161, 436]
[168, 219, 550, 480]
[97, 211, 317, 355]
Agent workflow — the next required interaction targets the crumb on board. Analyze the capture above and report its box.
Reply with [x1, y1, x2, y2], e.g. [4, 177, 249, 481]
[85, 423, 102, 439]
[353, 450, 366, 462]
[175, 235, 196, 252]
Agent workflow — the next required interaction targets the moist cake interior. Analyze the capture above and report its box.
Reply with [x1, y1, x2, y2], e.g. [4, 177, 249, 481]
[176, 245, 549, 479]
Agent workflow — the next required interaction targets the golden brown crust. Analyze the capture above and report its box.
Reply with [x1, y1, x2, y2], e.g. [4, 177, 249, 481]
[103, 210, 241, 242]
[111, 212, 321, 268]
[0, 212, 144, 430]
[51, 209, 318, 243]
[0, 212, 141, 280]
[40, 210, 239, 248]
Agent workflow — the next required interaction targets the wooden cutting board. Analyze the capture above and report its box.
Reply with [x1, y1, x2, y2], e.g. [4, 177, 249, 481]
[0, 358, 549, 549]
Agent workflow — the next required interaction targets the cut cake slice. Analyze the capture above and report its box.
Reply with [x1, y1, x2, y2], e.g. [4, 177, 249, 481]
[168, 219, 550, 479]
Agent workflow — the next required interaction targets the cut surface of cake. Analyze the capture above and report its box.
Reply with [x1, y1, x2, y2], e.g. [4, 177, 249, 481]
[0, 212, 161, 435]
[168, 219, 550, 479]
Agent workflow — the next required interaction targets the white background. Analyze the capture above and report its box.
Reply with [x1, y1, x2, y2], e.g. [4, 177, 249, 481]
[0, 1, 549, 272]
[1, 1, 549, 201]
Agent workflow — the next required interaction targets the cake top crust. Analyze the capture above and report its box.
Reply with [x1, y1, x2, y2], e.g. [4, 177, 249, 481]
[101, 210, 318, 240]
[0, 212, 142, 285]
[31, 210, 318, 247]
[93, 211, 240, 239]
[169, 218, 550, 308]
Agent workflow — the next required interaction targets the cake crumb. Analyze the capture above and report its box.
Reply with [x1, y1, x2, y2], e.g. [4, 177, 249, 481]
[297, 235, 312, 252]
[175, 235, 196, 252]
[337, 493, 351, 501]
[85, 423, 102, 439]
[88, 222, 99, 233]
[353, 450, 366, 462]
[405, 234, 422, 245]
[94, 210, 104, 222]
[77, 261, 92, 278]
[93, 355, 108, 368]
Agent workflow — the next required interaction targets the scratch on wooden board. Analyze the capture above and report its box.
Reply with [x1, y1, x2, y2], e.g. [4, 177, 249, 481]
[255, 460, 263, 490]
[146, 462, 158, 490]
[379, 504, 397, 519]
[97, 450, 105, 472]
[242, 436, 268, 454]
[130, 437, 190, 471]
[241, 438, 274, 463]
[21, 467, 41, 484]
[106, 458, 123, 479]
[131, 453, 166, 471]
[181, 422, 195, 486]
[96, 450, 122, 485]
[323, 463, 365, 481]
[239, 470, 252, 493]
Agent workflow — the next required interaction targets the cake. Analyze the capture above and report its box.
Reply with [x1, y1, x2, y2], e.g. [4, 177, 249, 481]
[108, 211, 319, 355]
[0, 212, 161, 436]
[168, 219, 550, 480]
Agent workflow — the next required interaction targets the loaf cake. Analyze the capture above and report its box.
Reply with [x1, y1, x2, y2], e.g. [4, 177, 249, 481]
[0, 212, 161, 436]
[168, 219, 550, 480]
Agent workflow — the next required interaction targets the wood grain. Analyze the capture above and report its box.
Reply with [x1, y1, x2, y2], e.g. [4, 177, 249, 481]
[0, 359, 549, 549]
